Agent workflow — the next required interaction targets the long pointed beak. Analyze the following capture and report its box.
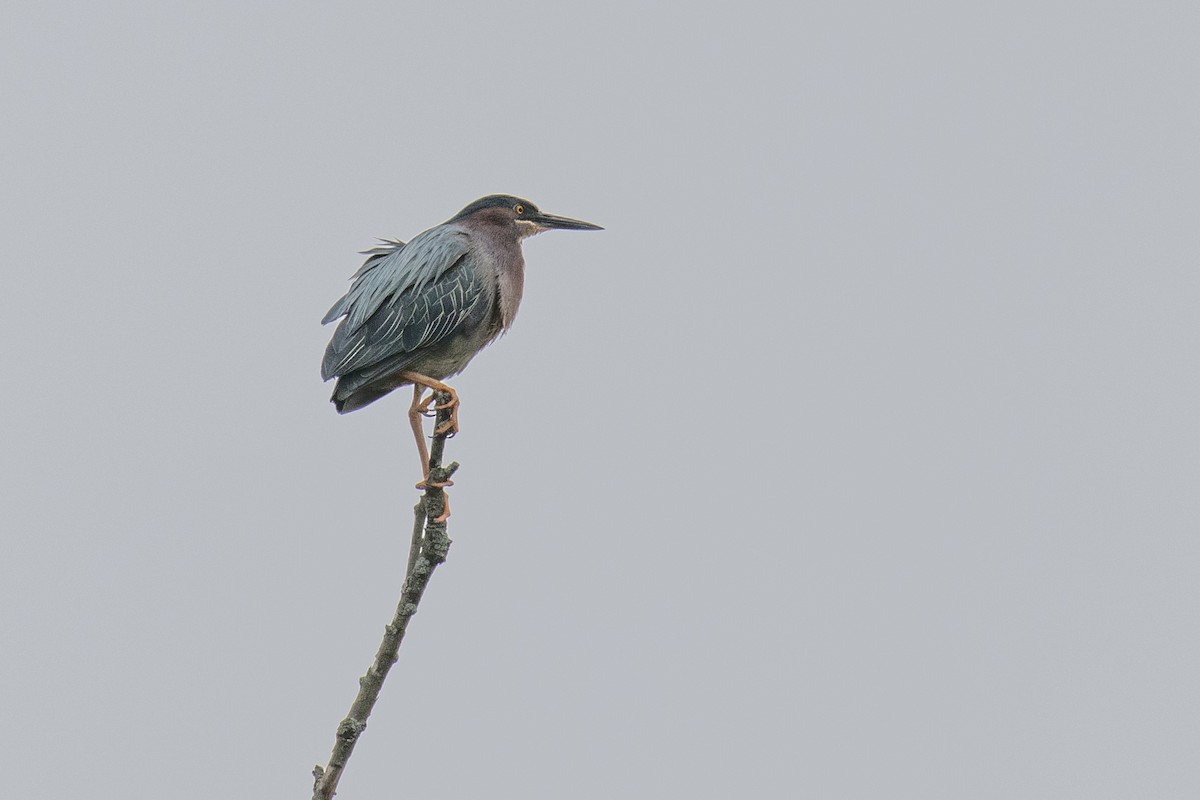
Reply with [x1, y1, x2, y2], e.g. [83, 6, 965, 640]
[533, 212, 604, 231]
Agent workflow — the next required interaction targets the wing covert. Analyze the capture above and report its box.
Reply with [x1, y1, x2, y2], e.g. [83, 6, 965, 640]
[321, 227, 471, 334]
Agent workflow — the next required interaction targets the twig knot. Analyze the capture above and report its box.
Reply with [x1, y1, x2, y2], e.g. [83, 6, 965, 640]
[336, 718, 367, 742]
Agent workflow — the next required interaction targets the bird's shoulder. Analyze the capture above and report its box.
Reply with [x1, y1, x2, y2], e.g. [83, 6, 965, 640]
[324, 224, 477, 332]
[362, 224, 474, 289]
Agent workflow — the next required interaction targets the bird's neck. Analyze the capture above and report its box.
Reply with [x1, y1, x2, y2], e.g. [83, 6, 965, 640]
[496, 250, 525, 331]
[474, 226, 526, 331]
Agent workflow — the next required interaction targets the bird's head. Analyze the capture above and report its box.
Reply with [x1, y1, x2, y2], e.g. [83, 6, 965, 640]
[449, 194, 603, 238]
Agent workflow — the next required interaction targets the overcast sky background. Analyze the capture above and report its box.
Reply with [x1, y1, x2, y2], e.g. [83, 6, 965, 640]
[3, 2, 1198, 798]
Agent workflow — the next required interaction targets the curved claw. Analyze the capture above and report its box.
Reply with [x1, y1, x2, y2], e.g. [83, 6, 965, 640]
[431, 398, 460, 437]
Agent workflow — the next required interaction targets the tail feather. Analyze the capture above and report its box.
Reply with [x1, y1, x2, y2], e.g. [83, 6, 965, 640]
[327, 351, 417, 413]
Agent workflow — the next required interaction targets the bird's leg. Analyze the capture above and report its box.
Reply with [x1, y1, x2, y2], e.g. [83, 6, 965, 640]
[399, 371, 461, 436]
[409, 384, 455, 492]
[407, 385, 433, 485]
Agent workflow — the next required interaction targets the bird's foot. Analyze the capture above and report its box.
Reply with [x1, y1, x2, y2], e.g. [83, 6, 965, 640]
[416, 389, 460, 437]
[413, 479, 453, 522]
[414, 478, 455, 490]
[432, 493, 451, 523]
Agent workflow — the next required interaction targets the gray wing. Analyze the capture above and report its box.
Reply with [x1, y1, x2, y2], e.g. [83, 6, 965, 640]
[321, 226, 469, 331]
[321, 226, 486, 380]
[320, 238, 407, 324]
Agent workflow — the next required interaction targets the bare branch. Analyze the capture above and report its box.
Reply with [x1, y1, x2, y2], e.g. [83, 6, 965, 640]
[312, 391, 459, 799]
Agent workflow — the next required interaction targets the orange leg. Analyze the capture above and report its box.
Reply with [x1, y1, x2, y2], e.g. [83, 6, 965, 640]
[407, 385, 432, 483]
[407, 382, 455, 498]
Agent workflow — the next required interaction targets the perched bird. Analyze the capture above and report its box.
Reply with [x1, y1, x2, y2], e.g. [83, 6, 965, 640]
[321, 194, 602, 487]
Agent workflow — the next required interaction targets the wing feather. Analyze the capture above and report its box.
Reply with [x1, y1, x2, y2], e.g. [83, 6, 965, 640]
[321, 228, 487, 380]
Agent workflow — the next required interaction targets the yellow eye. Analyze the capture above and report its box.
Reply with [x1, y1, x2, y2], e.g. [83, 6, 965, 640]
[514, 204, 525, 215]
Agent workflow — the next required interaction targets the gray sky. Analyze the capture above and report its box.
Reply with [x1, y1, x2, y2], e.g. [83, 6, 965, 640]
[3, 2, 1199, 798]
